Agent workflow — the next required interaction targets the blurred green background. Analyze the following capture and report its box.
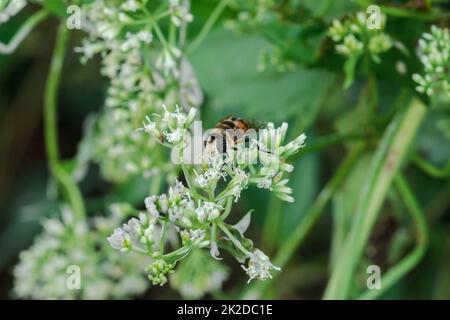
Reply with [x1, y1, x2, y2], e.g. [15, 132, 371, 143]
[0, 0, 449, 299]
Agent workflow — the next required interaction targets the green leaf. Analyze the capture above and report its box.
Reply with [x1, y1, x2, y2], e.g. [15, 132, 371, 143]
[189, 28, 334, 124]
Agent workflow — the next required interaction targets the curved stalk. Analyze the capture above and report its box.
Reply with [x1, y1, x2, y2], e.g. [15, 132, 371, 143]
[0, 10, 49, 54]
[324, 99, 427, 299]
[187, 0, 230, 54]
[44, 23, 86, 220]
[241, 142, 366, 299]
[413, 155, 450, 178]
[359, 174, 428, 300]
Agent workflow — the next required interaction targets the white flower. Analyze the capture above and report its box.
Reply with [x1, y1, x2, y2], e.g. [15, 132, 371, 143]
[164, 127, 183, 144]
[413, 26, 450, 102]
[137, 31, 153, 44]
[195, 201, 222, 223]
[139, 212, 149, 227]
[242, 249, 281, 283]
[74, 39, 103, 64]
[107, 228, 131, 252]
[280, 133, 306, 158]
[138, 116, 159, 136]
[336, 34, 363, 56]
[233, 168, 249, 188]
[121, 0, 140, 12]
[194, 171, 208, 188]
[144, 196, 160, 218]
[156, 46, 181, 76]
[256, 177, 272, 189]
[225, 168, 250, 202]
[189, 229, 206, 243]
[272, 179, 294, 203]
[169, 0, 193, 27]
[122, 218, 141, 235]
[259, 122, 287, 153]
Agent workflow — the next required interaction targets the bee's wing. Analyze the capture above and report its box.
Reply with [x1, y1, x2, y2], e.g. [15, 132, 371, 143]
[243, 117, 267, 130]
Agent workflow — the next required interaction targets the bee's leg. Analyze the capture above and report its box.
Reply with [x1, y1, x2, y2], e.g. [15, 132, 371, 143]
[256, 143, 272, 154]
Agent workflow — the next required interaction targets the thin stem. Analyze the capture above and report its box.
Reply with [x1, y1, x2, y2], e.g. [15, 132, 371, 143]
[153, 21, 170, 48]
[329, 192, 347, 268]
[0, 10, 49, 54]
[241, 143, 366, 299]
[132, 246, 148, 255]
[261, 195, 282, 254]
[324, 99, 427, 299]
[187, 0, 230, 54]
[182, 164, 194, 190]
[220, 197, 233, 221]
[412, 155, 450, 178]
[359, 174, 428, 300]
[44, 23, 86, 221]
[159, 220, 168, 253]
[218, 222, 251, 256]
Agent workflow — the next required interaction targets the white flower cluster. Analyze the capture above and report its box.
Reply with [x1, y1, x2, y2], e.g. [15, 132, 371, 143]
[14, 205, 148, 299]
[75, 0, 202, 183]
[139, 104, 196, 146]
[109, 105, 306, 286]
[0, 0, 26, 25]
[84, 102, 161, 182]
[329, 12, 393, 63]
[412, 26, 450, 103]
[169, 0, 193, 27]
[242, 249, 281, 282]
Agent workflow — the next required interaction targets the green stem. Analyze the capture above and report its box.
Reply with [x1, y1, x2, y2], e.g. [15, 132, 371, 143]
[329, 192, 347, 268]
[0, 9, 49, 54]
[44, 24, 86, 221]
[412, 155, 450, 178]
[218, 222, 251, 256]
[187, 0, 230, 54]
[241, 143, 366, 299]
[291, 131, 368, 160]
[261, 195, 283, 254]
[182, 164, 194, 190]
[359, 174, 428, 300]
[159, 220, 168, 253]
[323, 98, 427, 299]
[220, 197, 233, 221]
[153, 21, 170, 48]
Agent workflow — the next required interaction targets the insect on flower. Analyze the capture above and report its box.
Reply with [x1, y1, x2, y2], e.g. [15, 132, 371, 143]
[204, 116, 268, 155]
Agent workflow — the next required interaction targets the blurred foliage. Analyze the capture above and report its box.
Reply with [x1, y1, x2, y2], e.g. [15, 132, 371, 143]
[0, 0, 449, 299]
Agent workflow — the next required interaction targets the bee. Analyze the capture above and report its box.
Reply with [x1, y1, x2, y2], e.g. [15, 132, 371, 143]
[204, 116, 266, 154]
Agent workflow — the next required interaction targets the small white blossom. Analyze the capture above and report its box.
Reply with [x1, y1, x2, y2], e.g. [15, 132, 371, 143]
[164, 127, 183, 144]
[242, 249, 281, 283]
[121, 0, 140, 12]
[169, 0, 193, 27]
[413, 26, 450, 102]
[194, 171, 208, 188]
[196, 201, 222, 223]
[108, 228, 132, 252]
[189, 229, 206, 243]
[144, 196, 160, 218]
